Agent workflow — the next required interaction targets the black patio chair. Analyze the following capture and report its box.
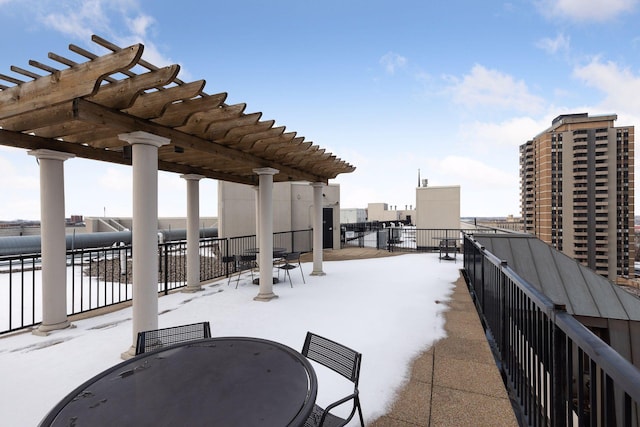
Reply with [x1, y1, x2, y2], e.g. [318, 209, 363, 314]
[222, 255, 236, 286]
[438, 239, 457, 262]
[238, 253, 257, 285]
[226, 254, 257, 288]
[135, 321, 211, 355]
[301, 332, 364, 427]
[277, 251, 305, 287]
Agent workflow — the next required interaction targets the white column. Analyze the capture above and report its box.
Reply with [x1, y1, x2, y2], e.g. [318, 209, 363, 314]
[181, 174, 204, 293]
[253, 167, 279, 302]
[311, 182, 326, 276]
[29, 149, 75, 335]
[118, 131, 170, 359]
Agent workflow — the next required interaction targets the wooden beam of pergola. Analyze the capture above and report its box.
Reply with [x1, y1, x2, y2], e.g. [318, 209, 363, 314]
[0, 45, 143, 119]
[0, 129, 258, 185]
[72, 98, 328, 183]
[0, 36, 355, 186]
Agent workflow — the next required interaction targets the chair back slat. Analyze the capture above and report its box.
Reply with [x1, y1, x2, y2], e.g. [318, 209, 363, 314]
[135, 321, 211, 355]
[302, 332, 361, 384]
[285, 252, 301, 262]
[238, 254, 257, 270]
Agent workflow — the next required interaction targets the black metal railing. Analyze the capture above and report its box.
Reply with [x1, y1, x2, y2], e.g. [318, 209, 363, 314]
[0, 253, 39, 334]
[68, 245, 133, 314]
[464, 234, 640, 426]
[0, 229, 313, 335]
[341, 226, 509, 251]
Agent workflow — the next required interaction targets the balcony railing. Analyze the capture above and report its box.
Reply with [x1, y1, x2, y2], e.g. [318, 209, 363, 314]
[463, 234, 640, 426]
[0, 229, 312, 335]
[341, 225, 511, 251]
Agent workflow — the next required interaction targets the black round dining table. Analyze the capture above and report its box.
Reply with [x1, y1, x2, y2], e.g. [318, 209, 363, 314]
[39, 337, 318, 427]
[244, 247, 287, 257]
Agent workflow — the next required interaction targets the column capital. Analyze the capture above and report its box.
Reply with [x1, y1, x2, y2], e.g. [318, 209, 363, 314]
[310, 182, 325, 188]
[119, 131, 170, 148]
[253, 167, 279, 176]
[180, 174, 205, 181]
[27, 149, 75, 162]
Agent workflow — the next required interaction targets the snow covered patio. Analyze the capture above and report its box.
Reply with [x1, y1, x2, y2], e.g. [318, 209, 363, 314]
[0, 250, 514, 425]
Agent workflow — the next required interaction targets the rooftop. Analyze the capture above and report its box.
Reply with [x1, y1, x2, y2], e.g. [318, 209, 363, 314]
[0, 248, 517, 425]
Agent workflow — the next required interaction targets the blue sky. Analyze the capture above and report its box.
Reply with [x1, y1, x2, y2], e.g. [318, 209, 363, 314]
[1, 0, 640, 219]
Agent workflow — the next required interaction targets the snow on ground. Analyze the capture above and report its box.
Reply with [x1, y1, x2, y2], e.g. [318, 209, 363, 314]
[0, 252, 459, 426]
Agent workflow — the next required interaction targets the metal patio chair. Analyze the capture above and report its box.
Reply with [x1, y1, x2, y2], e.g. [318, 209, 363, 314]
[222, 255, 236, 286]
[135, 321, 212, 355]
[438, 239, 457, 262]
[301, 332, 364, 427]
[226, 254, 257, 288]
[277, 251, 305, 287]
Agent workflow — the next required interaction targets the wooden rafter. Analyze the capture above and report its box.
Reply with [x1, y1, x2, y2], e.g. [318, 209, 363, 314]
[0, 45, 143, 119]
[72, 98, 328, 183]
[0, 36, 355, 186]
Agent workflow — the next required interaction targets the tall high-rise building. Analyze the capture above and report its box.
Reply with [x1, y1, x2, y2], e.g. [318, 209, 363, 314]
[520, 113, 635, 283]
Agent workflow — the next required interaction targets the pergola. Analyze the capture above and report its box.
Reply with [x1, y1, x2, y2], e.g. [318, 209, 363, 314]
[0, 35, 355, 357]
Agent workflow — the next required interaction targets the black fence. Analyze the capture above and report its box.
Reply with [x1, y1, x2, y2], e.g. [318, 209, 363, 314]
[341, 225, 505, 252]
[0, 229, 312, 335]
[464, 234, 640, 426]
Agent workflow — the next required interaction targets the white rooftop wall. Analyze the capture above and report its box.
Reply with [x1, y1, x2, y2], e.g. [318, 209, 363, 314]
[416, 185, 460, 229]
[218, 181, 341, 249]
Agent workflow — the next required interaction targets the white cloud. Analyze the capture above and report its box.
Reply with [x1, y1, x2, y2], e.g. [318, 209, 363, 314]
[99, 167, 131, 192]
[0, 155, 40, 220]
[460, 116, 549, 150]
[39, 0, 111, 40]
[446, 64, 545, 114]
[116, 13, 178, 68]
[537, 0, 638, 22]
[34, 1, 181, 79]
[337, 150, 523, 216]
[428, 156, 520, 217]
[0, 198, 40, 221]
[0, 155, 39, 191]
[439, 156, 516, 189]
[379, 52, 407, 75]
[536, 33, 570, 55]
[126, 13, 155, 37]
[573, 58, 640, 114]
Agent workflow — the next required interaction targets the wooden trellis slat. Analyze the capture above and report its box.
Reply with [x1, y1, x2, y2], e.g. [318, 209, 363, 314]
[124, 81, 206, 118]
[0, 35, 355, 185]
[0, 44, 143, 119]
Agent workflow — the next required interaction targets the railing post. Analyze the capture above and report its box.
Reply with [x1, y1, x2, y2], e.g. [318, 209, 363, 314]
[552, 304, 567, 427]
[471, 243, 477, 289]
[163, 244, 169, 295]
[224, 238, 230, 277]
[480, 247, 486, 311]
[70, 251, 76, 313]
[500, 260, 508, 358]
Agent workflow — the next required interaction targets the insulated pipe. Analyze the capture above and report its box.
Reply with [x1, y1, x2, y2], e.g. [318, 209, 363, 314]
[0, 228, 218, 256]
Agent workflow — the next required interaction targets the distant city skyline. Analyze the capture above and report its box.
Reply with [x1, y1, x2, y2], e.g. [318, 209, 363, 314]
[2, 1, 640, 219]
